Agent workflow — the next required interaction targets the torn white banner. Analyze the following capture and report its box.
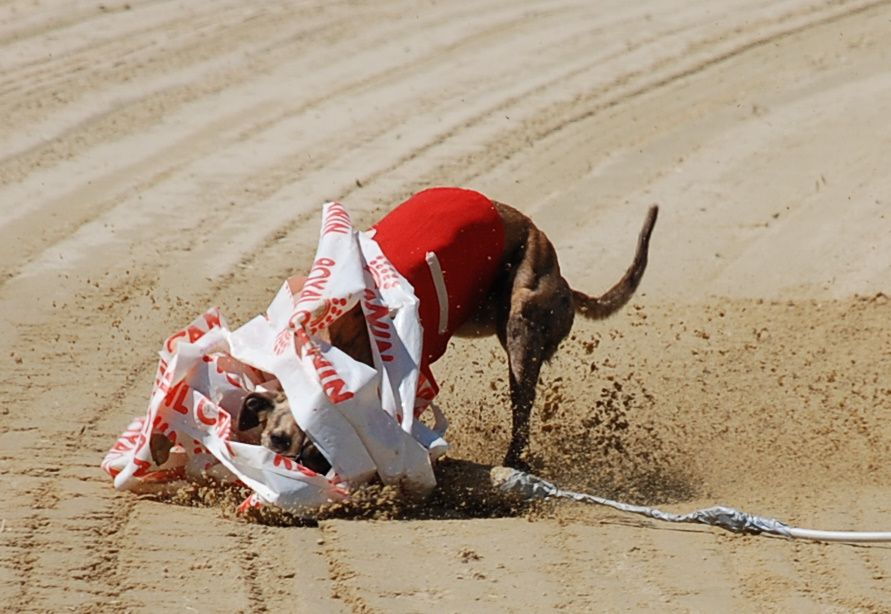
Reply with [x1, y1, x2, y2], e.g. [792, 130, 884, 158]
[102, 203, 448, 511]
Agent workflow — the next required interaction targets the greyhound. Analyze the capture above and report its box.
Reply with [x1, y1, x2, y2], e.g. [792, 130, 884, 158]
[239, 188, 658, 473]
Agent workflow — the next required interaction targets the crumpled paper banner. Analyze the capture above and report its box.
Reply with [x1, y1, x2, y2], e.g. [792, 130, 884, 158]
[103, 202, 448, 511]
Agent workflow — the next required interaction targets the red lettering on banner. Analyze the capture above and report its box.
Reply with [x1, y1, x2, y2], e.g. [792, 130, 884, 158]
[376, 340, 393, 357]
[203, 310, 222, 330]
[273, 327, 293, 356]
[152, 414, 172, 434]
[363, 293, 390, 335]
[322, 203, 351, 236]
[131, 430, 152, 477]
[302, 344, 354, 404]
[413, 372, 440, 416]
[133, 457, 152, 477]
[158, 369, 173, 395]
[303, 280, 326, 294]
[225, 373, 244, 389]
[207, 356, 247, 389]
[153, 359, 170, 392]
[294, 258, 336, 308]
[293, 327, 311, 357]
[134, 431, 147, 453]
[165, 330, 187, 353]
[366, 256, 400, 290]
[195, 397, 217, 426]
[298, 288, 320, 304]
[164, 310, 221, 352]
[155, 373, 172, 396]
[290, 300, 348, 337]
[273, 454, 294, 470]
[309, 299, 347, 333]
[302, 258, 335, 287]
[217, 415, 233, 451]
[272, 453, 319, 477]
[237, 494, 261, 514]
[324, 221, 350, 235]
[303, 268, 337, 290]
[289, 309, 311, 330]
[110, 420, 146, 454]
[186, 324, 204, 343]
[165, 381, 190, 414]
[322, 377, 353, 404]
[362, 289, 395, 362]
[164, 324, 206, 350]
[297, 464, 319, 477]
[223, 440, 236, 458]
[312, 358, 356, 405]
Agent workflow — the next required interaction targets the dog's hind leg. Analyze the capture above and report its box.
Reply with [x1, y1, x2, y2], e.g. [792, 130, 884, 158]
[499, 227, 574, 470]
[503, 306, 549, 470]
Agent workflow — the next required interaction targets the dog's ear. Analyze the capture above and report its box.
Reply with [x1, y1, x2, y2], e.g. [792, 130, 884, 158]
[150, 432, 174, 466]
[238, 392, 275, 431]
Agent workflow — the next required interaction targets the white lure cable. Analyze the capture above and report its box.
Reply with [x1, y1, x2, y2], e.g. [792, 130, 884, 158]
[490, 467, 891, 543]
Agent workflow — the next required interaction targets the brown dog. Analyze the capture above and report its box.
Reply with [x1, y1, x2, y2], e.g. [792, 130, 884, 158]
[240, 188, 658, 472]
[237, 390, 331, 474]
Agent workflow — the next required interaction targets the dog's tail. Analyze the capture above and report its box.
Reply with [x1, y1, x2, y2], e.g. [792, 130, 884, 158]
[573, 205, 658, 320]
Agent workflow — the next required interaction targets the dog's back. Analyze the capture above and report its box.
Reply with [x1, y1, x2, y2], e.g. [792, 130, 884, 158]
[372, 187, 505, 369]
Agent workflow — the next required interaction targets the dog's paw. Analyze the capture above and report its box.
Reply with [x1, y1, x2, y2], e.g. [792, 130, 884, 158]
[502, 453, 533, 475]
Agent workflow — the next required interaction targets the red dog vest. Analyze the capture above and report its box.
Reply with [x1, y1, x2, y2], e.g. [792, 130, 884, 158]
[372, 188, 505, 377]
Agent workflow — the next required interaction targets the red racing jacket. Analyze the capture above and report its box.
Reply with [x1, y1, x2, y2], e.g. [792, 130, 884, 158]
[372, 187, 505, 381]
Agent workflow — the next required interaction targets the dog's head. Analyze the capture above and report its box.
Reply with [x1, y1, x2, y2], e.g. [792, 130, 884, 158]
[237, 390, 304, 456]
[237, 390, 331, 474]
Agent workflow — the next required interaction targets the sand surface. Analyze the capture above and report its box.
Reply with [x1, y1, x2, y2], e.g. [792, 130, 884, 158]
[2, 0, 891, 611]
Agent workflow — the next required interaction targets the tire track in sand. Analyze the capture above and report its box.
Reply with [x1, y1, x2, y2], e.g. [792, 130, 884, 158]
[0, 1, 561, 283]
[1, 1, 608, 607]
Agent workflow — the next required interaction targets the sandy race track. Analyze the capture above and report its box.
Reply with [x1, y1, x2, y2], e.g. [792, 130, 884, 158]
[2, 0, 891, 611]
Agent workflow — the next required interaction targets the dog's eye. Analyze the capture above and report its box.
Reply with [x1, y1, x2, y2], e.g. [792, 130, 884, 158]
[245, 395, 273, 413]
